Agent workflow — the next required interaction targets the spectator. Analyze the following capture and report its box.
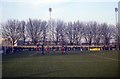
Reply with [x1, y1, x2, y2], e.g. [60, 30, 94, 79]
[46, 46, 50, 54]
[36, 45, 40, 54]
[41, 44, 44, 55]
[61, 46, 65, 54]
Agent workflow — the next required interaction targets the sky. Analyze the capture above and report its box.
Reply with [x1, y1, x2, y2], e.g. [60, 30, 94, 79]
[0, 0, 119, 25]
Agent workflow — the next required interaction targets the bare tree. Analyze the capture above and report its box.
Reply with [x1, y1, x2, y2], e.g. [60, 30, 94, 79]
[100, 23, 114, 45]
[54, 20, 66, 45]
[65, 22, 73, 45]
[2, 19, 117, 48]
[89, 22, 101, 45]
[83, 21, 110, 45]
[2, 20, 23, 52]
[26, 19, 43, 45]
[2, 20, 22, 46]
[65, 21, 85, 45]
[83, 22, 95, 45]
[41, 21, 47, 44]
[54, 20, 61, 45]
[72, 21, 84, 45]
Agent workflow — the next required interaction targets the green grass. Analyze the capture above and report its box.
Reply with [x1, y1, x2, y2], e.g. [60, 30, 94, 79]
[2, 50, 119, 77]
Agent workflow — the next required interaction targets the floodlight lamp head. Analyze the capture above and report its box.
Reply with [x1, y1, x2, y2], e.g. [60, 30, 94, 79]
[115, 8, 118, 12]
[49, 8, 52, 12]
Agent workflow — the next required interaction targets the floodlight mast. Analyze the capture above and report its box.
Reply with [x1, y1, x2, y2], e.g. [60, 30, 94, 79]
[49, 8, 52, 45]
[115, 8, 118, 25]
[115, 7, 119, 50]
[49, 8, 52, 20]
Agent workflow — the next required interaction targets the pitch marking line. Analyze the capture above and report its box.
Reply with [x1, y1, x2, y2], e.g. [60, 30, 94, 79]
[92, 55, 120, 61]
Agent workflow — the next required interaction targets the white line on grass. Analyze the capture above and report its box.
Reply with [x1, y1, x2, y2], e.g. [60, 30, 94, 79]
[92, 55, 120, 61]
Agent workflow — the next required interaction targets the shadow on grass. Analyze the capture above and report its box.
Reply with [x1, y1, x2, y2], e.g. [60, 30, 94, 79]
[3, 50, 117, 60]
[2, 51, 84, 59]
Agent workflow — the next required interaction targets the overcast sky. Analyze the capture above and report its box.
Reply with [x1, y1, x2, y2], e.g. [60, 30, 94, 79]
[0, 0, 119, 25]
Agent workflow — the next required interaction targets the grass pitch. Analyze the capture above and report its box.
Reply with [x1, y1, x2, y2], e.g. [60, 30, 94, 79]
[2, 50, 119, 77]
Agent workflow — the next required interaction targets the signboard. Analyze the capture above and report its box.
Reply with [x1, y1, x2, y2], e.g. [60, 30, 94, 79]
[89, 47, 101, 51]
